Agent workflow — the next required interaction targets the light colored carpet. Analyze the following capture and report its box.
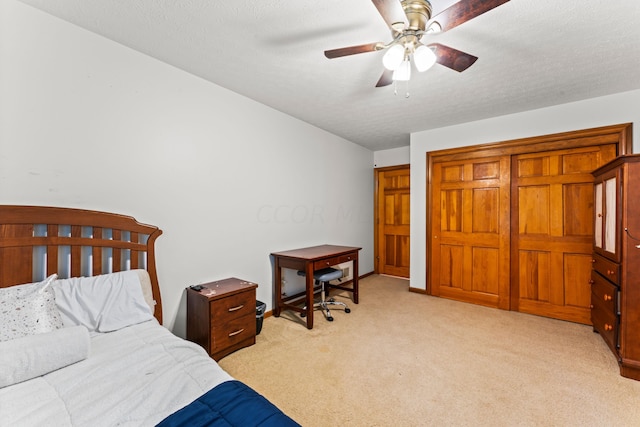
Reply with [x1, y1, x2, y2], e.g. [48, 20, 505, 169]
[218, 275, 640, 426]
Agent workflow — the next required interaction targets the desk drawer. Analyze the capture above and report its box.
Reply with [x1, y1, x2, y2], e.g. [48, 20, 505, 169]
[313, 253, 356, 270]
[314, 256, 341, 269]
[592, 254, 620, 285]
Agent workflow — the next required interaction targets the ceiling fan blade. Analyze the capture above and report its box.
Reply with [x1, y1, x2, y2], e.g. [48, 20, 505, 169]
[429, 0, 510, 33]
[324, 42, 383, 59]
[375, 69, 394, 87]
[372, 0, 408, 31]
[430, 43, 478, 72]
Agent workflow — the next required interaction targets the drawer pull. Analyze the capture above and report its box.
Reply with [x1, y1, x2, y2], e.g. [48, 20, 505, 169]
[604, 324, 613, 332]
[591, 259, 596, 263]
[607, 270, 615, 276]
[228, 328, 245, 337]
[228, 304, 244, 312]
[604, 294, 612, 302]
[589, 279, 594, 284]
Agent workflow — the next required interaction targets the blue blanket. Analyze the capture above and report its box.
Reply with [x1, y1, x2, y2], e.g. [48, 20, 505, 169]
[157, 380, 300, 427]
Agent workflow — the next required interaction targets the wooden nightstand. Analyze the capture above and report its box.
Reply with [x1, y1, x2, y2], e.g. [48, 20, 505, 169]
[186, 277, 258, 361]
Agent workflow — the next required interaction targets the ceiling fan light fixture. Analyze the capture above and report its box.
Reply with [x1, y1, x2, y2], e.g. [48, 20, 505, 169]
[413, 44, 436, 72]
[392, 59, 411, 81]
[382, 44, 405, 70]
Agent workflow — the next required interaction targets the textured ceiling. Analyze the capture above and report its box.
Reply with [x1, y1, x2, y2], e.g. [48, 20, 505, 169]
[17, 0, 640, 151]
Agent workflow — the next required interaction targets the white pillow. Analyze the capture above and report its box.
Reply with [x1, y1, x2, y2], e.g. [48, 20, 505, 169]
[52, 270, 154, 333]
[0, 274, 62, 342]
[135, 269, 157, 314]
[0, 325, 90, 388]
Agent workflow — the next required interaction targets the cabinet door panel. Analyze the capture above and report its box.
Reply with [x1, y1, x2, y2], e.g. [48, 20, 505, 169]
[594, 167, 622, 263]
[594, 183, 603, 249]
[604, 177, 618, 254]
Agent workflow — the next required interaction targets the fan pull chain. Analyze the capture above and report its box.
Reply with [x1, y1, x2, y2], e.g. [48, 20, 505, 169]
[393, 81, 411, 98]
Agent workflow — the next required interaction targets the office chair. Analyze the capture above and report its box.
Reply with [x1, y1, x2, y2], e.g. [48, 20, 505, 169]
[297, 268, 350, 322]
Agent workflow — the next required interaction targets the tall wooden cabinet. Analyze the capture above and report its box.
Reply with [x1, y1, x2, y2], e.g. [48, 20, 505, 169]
[591, 155, 640, 381]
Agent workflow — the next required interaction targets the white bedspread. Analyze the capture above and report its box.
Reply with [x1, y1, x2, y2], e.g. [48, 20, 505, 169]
[0, 320, 233, 427]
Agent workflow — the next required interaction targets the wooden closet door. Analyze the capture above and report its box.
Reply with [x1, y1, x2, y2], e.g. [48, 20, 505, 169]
[511, 145, 618, 324]
[375, 166, 410, 278]
[431, 156, 511, 309]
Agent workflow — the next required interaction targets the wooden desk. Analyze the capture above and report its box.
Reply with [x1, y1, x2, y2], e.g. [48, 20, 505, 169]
[271, 244, 361, 329]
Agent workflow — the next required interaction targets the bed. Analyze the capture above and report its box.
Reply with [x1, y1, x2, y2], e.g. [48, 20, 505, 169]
[0, 205, 299, 426]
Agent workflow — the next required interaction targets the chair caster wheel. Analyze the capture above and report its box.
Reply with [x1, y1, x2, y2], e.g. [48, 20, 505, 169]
[300, 313, 306, 318]
[328, 316, 334, 321]
[345, 308, 351, 313]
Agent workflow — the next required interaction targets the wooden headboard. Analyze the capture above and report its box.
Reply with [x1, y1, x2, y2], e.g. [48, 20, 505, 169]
[0, 205, 163, 323]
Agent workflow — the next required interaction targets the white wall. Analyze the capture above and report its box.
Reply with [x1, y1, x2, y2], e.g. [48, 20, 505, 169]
[373, 146, 410, 168]
[409, 89, 640, 291]
[0, 1, 374, 335]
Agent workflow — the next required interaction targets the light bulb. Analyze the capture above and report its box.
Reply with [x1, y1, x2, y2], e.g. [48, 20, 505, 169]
[414, 45, 437, 72]
[382, 44, 405, 71]
[392, 59, 411, 81]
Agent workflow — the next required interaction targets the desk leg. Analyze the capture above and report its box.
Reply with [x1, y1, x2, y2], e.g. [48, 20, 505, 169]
[274, 258, 282, 317]
[305, 261, 314, 329]
[353, 254, 359, 304]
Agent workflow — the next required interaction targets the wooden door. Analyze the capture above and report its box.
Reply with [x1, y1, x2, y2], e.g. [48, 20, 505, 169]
[375, 165, 410, 278]
[427, 124, 631, 323]
[511, 145, 618, 324]
[430, 156, 511, 309]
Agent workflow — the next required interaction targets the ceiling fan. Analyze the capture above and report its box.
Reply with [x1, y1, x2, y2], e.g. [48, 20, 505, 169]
[324, 0, 510, 87]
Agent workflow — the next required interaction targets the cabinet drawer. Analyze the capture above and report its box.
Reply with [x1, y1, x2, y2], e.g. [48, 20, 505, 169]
[210, 291, 255, 321]
[313, 253, 356, 270]
[211, 313, 255, 353]
[590, 272, 618, 314]
[592, 254, 620, 285]
[591, 296, 618, 354]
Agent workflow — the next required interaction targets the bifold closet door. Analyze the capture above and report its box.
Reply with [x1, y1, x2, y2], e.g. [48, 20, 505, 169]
[511, 145, 618, 324]
[430, 156, 511, 309]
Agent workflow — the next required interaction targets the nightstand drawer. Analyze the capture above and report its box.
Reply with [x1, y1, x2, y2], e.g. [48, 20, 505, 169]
[211, 291, 255, 321]
[211, 313, 255, 353]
